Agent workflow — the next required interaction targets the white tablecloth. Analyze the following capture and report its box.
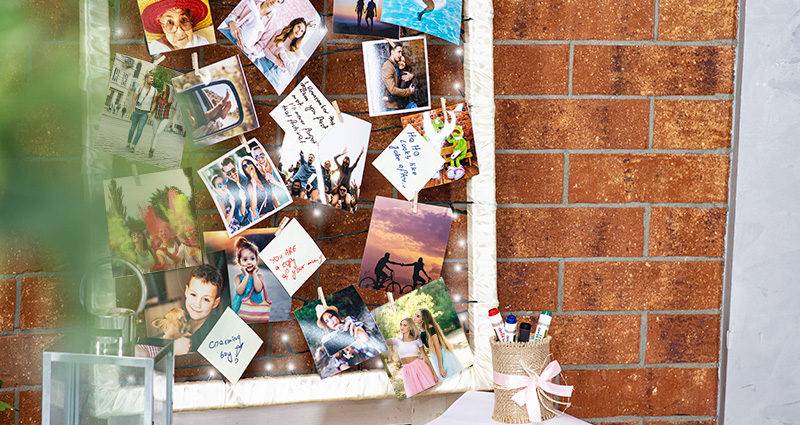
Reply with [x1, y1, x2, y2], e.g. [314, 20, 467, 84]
[427, 391, 589, 425]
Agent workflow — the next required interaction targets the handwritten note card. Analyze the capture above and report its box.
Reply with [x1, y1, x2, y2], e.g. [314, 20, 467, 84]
[372, 125, 444, 200]
[259, 218, 326, 295]
[198, 307, 263, 385]
[269, 77, 338, 147]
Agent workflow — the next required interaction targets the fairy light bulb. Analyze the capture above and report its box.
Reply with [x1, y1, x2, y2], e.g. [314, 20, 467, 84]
[281, 334, 289, 342]
[453, 293, 462, 302]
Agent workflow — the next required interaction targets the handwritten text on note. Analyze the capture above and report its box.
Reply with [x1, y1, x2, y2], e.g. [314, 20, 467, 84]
[198, 308, 263, 385]
[270, 77, 337, 146]
[372, 125, 444, 200]
[259, 218, 326, 296]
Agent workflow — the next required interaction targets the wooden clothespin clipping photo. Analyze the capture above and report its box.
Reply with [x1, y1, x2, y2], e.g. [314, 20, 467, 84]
[239, 134, 251, 154]
[331, 100, 344, 123]
[131, 163, 141, 186]
[412, 192, 418, 214]
[152, 55, 166, 66]
[387, 292, 396, 312]
[317, 286, 327, 307]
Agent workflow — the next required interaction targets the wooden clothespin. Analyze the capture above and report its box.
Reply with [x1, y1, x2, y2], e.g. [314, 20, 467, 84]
[152, 55, 166, 66]
[412, 192, 418, 214]
[387, 292, 396, 312]
[131, 163, 141, 186]
[239, 134, 251, 154]
[331, 100, 343, 123]
[317, 287, 327, 308]
[275, 216, 290, 237]
[440, 97, 447, 113]
[192, 52, 200, 73]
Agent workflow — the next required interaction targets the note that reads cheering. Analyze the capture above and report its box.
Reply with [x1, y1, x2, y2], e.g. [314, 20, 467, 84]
[198, 307, 263, 385]
[372, 125, 444, 200]
[259, 218, 326, 296]
[269, 77, 338, 146]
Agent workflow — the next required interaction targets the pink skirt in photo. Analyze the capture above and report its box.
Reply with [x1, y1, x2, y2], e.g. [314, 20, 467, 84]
[401, 358, 437, 397]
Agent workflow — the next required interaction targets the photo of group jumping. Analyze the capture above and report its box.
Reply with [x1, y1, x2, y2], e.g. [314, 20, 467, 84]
[203, 229, 293, 323]
[103, 168, 201, 277]
[332, 0, 399, 38]
[137, 0, 216, 55]
[198, 139, 292, 237]
[363, 36, 431, 117]
[218, 0, 326, 94]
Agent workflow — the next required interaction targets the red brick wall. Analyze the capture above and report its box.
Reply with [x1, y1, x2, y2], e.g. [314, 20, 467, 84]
[494, 0, 736, 422]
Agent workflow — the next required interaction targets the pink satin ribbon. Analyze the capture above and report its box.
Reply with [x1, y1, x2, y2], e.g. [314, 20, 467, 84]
[493, 360, 573, 423]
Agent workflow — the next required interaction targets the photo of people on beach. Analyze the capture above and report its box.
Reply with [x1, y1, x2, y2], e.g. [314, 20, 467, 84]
[380, 0, 462, 44]
[103, 168, 201, 277]
[363, 36, 430, 117]
[400, 103, 479, 188]
[94, 54, 185, 168]
[373, 278, 474, 400]
[357, 196, 452, 294]
[137, 0, 216, 55]
[218, 0, 325, 95]
[332, 0, 399, 38]
[294, 285, 388, 379]
[143, 251, 231, 356]
[198, 138, 292, 237]
[172, 55, 259, 150]
[203, 228, 292, 323]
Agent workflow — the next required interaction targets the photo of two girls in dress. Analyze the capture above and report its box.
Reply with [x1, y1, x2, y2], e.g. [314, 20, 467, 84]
[198, 139, 292, 237]
[372, 278, 474, 400]
[219, 0, 326, 95]
[204, 228, 293, 324]
[103, 168, 202, 277]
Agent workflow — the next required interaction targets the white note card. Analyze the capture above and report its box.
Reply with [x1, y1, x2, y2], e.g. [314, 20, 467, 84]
[372, 125, 444, 200]
[259, 218, 326, 296]
[198, 307, 263, 385]
[269, 77, 338, 146]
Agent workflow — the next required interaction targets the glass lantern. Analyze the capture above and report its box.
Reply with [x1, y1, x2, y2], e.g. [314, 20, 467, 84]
[42, 337, 174, 425]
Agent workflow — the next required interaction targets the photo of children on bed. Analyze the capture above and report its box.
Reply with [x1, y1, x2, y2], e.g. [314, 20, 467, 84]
[373, 278, 474, 400]
[143, 251, 232, 356]
[203, 228, 292, 323]
[294, 285, 388, 379]
[218, 0, 326, 94]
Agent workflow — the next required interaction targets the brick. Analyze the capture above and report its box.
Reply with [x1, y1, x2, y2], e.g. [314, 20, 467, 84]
[551, 315, 640, 364]
[175, 353, 219, 378]
[9, 103, 83, 157]
[573, 45, 735, 95]
[30, 44, 81, 100]
[325, 44, 365, 95]
[117, 0, 146, 42]
[563, 368, 717, 417]
[270, 320, 315, 373]
[319, 263, 361, 295]
[0, 392, 13, 424]
[654, 100, 732, 149]
[359, 153, 396, 202]
[494, 45, 569, 95]
[495, 99, 649, 150]
[439, 262, 468, 305]
[418, 179, 467, 204]
[26, 0, 80, 40]
[646, 422, 715, 425]
[497, 208, 644, 258]
[646, 314, 720, 363]
[494, 0, 654, 40]
[0, 48, 29, 100]
[317, 208, 370, 260]
[429, 45, 464, 97]
[496, 154, 563, 204]
[0, 232, 66, 275]
[19, 390, 41, 425]
[649, 208, 726, 257]
[0, 280, 15, 331]
[563, 261, 723, 311]
[568, 154, 730, 203]
[0, 333, 63, 387]
[497, 262, 558, 311]
[659, 0, 738, 40]
[21, 276, 82, 330]
[443, 214, 468, 260]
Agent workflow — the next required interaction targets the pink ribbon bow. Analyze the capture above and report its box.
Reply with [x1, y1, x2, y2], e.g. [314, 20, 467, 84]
[493, 360, 573, 423]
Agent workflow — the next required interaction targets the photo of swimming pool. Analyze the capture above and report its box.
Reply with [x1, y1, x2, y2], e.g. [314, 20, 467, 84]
[379, 0, 462, 44]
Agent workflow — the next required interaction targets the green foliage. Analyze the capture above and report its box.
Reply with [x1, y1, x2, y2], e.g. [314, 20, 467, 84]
[106, 179, 127, 218]
[149, 65, 177, 92]
[374, 278, 461, 338]
[149, 186, 182, 222]
[0, 380, 16, 411]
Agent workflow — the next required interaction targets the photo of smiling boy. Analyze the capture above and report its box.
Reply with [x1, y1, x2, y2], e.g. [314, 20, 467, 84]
[176, 264, 224, 355]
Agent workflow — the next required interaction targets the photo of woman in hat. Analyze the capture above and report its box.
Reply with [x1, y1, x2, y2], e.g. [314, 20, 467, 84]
[138, 0, 216, 55]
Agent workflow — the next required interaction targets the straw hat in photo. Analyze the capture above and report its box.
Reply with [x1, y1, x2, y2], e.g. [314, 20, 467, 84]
[316, 304, 340, 329]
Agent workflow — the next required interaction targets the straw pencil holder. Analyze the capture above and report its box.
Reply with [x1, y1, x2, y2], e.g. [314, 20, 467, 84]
[490, 335, 556, 424]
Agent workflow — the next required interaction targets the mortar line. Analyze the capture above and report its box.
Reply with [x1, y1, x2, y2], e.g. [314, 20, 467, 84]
[653, 0, 660, 41]
[497, 202, 728, 208]
[14, 275, 21, 330]
[584, 416, 716, 424]
[498, 148, 732, 154]
[14, 389, 19, 425]
[557, 260, 565, 312]
[506, 309, 721, 316]
[498, 256, 723, 262]
[562, 152, 569, 203]
[493, 39, 735, 46]
[648, 97, 655, 149]
[567, 44, 574, 95]
[643, 205, 652, 256]
[0, 327, 85, 336]
[560, 362, 718, 370]
[0, 385, 43, 393]
[640, 312, 648, 366]
[496, 94, 735, 100]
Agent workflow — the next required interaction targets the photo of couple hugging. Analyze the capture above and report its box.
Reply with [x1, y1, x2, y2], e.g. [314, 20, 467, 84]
[219, 0, 325, 94]
[364, 36, 430, 116]
[200, 140, 292, 237]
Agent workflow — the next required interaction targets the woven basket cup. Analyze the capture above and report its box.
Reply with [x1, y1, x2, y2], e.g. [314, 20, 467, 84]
[490, 335, 556, 424]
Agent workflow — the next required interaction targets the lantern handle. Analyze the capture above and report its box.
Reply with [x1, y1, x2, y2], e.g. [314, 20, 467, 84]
[80, 256, 148, 314]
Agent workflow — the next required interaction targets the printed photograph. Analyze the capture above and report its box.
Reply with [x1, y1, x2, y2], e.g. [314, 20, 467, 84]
[400, 103, 479, 188]
[94, 54, 185, 168]
[357, 196, 452, 294]
[218, 0, 325, 95]
[204, 228, 292, 323]
[373, 278, 474, 400]
[363, 36, 430, 117]
[103, 168, 201, 277]
[138, 0, 216, 55]
[380, 0, 461, 44]
[172, 55, 259, 150]
[332, 0, 399, 38]
[198, 139, 292, 237]
[280, 113, 371, 211]
[143, 251, 232, 356]
[294, 285, 388, 379]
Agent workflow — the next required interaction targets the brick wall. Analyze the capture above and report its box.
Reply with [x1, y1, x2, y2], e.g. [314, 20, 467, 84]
[494, 0, 736, 422]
